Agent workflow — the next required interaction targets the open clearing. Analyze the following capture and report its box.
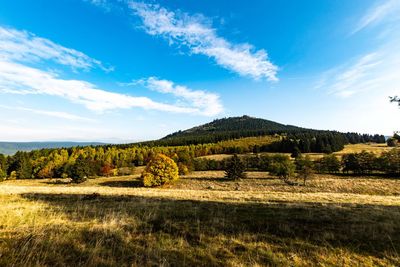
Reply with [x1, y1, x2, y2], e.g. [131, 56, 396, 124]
[198, 143, 394, 161]
[0, 171, 399, 266]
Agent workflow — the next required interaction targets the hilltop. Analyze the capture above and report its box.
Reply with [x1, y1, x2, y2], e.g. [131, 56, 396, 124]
[150, 115, 303, 146]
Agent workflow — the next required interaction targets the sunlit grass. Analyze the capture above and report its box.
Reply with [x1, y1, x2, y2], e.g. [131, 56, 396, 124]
[0, 171, 399, 266]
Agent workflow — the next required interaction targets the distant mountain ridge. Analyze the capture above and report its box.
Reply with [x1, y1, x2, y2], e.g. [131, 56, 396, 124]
[0, 142, 105, 155]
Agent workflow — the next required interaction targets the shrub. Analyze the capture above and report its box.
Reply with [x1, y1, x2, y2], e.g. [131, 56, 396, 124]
[224, 154, 246, 180]
[177, 162, 190, 175]
[0, 168, 6, 182]
[141, 154, 179, 187]
[8, 171, 17, 180]
[387, 138, 398, 147]
[269, 156, 295, 181]
[100, 163, 114, 177]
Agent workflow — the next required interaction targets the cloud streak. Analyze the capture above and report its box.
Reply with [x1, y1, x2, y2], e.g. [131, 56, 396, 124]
[0, 104, 95, 122]
[352, 0, 400, 34]
[0, 26, 112, 71]
[137, 77, 223, 116]
[129, 2, 278, 81]
[316, 42, 400, 98]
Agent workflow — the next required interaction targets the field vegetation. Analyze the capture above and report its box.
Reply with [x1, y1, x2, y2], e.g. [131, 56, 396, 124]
[0, 117, 398, 266]
[0, 170, 399, 266]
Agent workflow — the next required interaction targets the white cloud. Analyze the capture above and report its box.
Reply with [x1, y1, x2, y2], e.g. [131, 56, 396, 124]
[352, 0, 400, 34]
[0, 26, 112, 71]
[138, 77, 223, 116]
[0, 59, 203, 114]
[129, 2, 278, 81]
[0, 25, 223, 116]
[0, 104, 95, 122]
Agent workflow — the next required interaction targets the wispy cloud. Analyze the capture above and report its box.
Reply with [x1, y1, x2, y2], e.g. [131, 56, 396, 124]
[0, 26, 112, 71]
[0, 60, 201, 114]
[129, 2, 278, 81]
[0, 104, 95, 122]
[0, 25, 223, 116]
[352, 0, 400, 34]
[316, 42, 400, 98]
[137, 77, 223, 116]
[85, 0, 113, 12]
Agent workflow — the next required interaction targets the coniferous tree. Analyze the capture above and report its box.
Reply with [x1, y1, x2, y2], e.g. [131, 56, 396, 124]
[224, 154, 246, 180]
[69, 155, 90, 183]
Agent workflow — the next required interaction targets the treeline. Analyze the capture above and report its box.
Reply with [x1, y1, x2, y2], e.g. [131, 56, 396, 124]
[266, 132, 385, 154]
[139, 130, 385, 148]
[194, 149, 400, 176]
[0, 131, 386, 180]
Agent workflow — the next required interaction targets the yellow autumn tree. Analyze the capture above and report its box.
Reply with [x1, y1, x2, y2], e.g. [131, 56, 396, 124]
[141, 154, 179, 187]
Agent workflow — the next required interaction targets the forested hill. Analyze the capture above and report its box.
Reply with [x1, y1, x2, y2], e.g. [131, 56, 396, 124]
[135, 115, 386, 150]
[0, 142, 104, 155]
[149, 116, 305, 146]
[167, 116, 301, 136]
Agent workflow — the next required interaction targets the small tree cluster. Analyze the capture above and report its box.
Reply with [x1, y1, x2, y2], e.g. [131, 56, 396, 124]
[314, 154, 341, 174]
[141, 154, 179, 187]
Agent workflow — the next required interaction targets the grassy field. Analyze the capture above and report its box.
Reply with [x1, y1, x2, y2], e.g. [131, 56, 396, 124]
[0, 170, 399, 266]
[199, 143, 394, 161]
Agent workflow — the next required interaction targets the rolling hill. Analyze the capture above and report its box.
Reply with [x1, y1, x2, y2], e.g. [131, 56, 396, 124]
[145, 115, 306, 146]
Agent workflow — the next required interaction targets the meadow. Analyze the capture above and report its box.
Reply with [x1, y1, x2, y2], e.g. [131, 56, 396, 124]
[0, 167, 399, 266]
[198, 143, 394, 161]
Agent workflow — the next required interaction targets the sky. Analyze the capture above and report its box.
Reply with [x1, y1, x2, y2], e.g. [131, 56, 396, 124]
[0, 0, 399, 142]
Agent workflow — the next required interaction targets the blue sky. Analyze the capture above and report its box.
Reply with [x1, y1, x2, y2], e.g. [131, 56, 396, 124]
[0, 0, 399, 142]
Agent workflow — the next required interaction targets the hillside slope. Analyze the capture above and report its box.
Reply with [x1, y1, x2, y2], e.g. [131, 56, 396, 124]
[154, 115, 304, 145]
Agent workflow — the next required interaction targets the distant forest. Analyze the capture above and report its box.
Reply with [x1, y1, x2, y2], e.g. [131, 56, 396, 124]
[0, 116, 386, 180]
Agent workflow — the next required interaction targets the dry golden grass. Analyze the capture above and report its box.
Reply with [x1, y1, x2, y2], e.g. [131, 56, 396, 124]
[199, 143, 394, 161]
[333, 143, 393, 156]
[0, 171, 399, 266]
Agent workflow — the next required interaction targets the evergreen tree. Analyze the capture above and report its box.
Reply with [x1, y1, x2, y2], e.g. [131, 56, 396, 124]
[224, 154, 246, 180]
[69, 155, 90, 183]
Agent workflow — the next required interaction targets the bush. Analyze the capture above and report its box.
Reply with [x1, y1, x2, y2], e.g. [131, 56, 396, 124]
[177, 162, 190, 175]
[0, 168, 6, 182]
[141, 154, 179, 187]
[387, 138, 398, 147]
[224, 154, 246, 180]
[269, 156, 295, 181]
